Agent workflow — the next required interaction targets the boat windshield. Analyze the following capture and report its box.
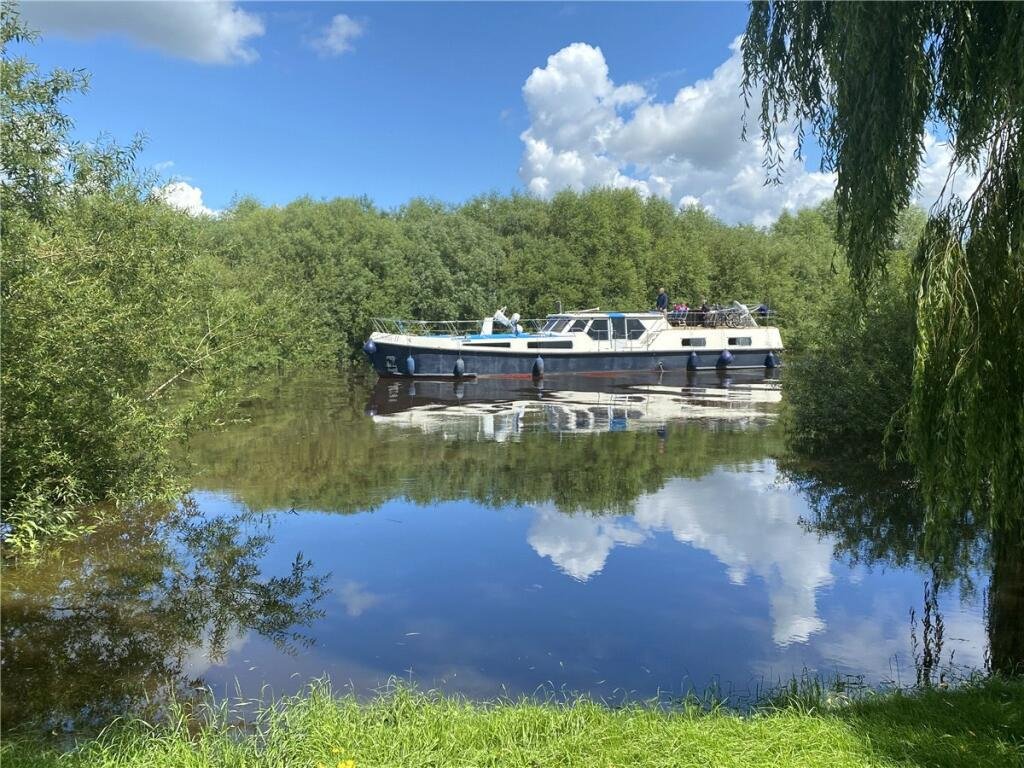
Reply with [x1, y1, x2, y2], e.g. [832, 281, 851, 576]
[627, 318, 647, 339]
[542, 317, 571, 333]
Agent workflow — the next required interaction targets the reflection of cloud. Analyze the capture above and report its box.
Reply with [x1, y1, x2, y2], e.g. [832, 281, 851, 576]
[182, 630, 249, 678]
[338, 580, 382, 617]
[635, 468, 835, 646]
[805, 596, 909, 682]
[939, 602, 989, 671]
[527, 505, 645, 581]
[809, 590, 989, 683]
[527, 464, 836, 645]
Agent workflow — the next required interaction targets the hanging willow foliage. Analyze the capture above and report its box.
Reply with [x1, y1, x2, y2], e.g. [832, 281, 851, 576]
[742, 2, 1023, 530]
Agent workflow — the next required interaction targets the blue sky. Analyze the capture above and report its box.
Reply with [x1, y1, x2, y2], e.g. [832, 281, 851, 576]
[19, 2, 963, 222]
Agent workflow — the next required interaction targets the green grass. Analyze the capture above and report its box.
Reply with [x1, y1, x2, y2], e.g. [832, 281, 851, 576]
[3, 678, 1023, 768]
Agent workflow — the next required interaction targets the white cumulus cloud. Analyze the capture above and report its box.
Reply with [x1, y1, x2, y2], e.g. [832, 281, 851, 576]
[312, 14, 365, 57]
[21, 0, 264, 64]
[154, 180, 218, 216]
[915, 132, 980, 211]
[520, 38, 975, 225]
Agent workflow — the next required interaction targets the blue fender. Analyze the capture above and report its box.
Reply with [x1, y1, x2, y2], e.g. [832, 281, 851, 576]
[405, 354, 416, 376]
[532, 356, 545, 378]
[717, 349, 733, 368]
[453, 357, 466, 378]
[687, 351, 699, 371]
[363, 340, 377, 357]
[764, 352, 779, 369]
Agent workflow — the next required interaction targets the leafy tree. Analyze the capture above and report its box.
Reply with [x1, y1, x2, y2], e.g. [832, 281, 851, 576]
[785, 246, 918, 461]
[1, 3, 186, 548]
[2, 193, 206, 549]
[743, 1, 1023, 529]
[640, 197, 712, 308]
[0, 5, 324, 552]
[0, 2, 86, 234]
[549, 189, 647, 310]
[990, 519, 1024, 675]
[396, 199, 500, 319]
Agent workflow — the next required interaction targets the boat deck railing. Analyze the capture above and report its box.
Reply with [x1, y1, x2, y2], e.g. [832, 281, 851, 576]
[666, 302, 779, 329]
[372, 304, 780, 338]
[371, 317, 547, 337]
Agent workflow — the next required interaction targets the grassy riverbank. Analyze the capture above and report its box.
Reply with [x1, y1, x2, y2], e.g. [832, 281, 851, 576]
[4, 678, 1022, 768]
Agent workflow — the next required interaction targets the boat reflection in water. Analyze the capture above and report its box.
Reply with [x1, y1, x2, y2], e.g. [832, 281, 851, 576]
[366, 370, 781, 440]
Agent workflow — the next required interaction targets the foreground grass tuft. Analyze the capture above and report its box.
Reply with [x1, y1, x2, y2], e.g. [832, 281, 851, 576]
[3, 678, 1023, 767]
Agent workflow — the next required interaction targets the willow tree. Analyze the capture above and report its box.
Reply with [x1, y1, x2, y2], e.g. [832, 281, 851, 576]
[742, 2, 1023, 530]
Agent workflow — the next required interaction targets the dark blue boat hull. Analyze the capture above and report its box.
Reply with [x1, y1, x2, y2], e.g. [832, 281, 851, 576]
[367, 341, 780, 378]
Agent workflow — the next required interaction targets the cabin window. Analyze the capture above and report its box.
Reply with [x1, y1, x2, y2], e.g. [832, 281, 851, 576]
[587, 319, 609, 341]
[611, 316, 627, 339]
[626, 319, 647, 340]
[728, 337, 752, 346]
[681, 337, 706, 347]
[528, 340, 573, 349]
[568, 319, 588, 332]
[542, 317, 569, 332]
[466, 341, 511, 348]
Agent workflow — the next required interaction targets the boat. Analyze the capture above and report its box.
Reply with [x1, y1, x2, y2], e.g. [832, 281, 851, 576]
[366, 371, 781, 439]
[362, 304, 783, 379]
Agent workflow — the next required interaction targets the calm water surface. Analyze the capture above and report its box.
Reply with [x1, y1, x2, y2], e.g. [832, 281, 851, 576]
[4, 371, 1008, 729]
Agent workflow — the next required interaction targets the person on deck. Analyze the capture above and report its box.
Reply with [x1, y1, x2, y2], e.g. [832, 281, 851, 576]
[696, 299, 710, 326]
[656, 288, 669, 313]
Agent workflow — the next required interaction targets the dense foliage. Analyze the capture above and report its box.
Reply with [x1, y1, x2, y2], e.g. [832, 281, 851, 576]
[743, 1, 1024, 530]
[784, 214, 923, 463]
[0, 5, 324, 552]
[212, 192, 843, 359]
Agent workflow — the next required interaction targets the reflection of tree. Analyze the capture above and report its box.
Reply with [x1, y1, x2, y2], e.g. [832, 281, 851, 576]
[783, 458, 1024, 679]
[0, 499, 328, 730]
[783, 460, 986, 590]
[910, 580, 946, 687]
[186, 375, 782, 516]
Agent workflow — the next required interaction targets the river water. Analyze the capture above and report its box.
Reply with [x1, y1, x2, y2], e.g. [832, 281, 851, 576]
[2, 371, 1003, 729]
